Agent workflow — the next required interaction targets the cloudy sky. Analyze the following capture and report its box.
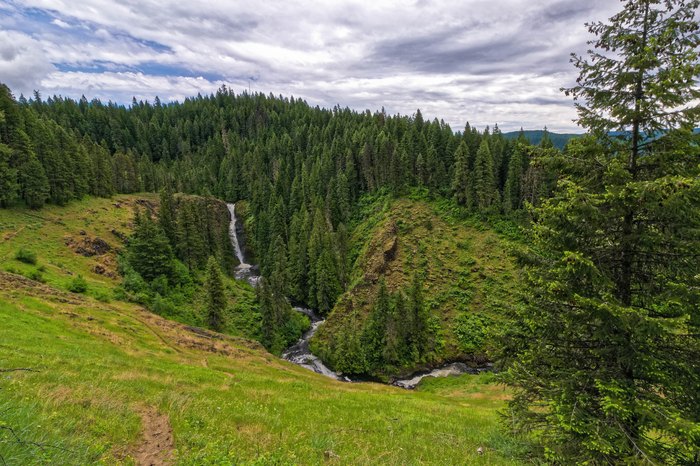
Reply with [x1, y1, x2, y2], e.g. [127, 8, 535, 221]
[0, 0, 622, 132]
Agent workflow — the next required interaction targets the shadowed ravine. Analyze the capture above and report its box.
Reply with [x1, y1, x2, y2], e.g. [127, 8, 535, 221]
[226, 202, 480, 388]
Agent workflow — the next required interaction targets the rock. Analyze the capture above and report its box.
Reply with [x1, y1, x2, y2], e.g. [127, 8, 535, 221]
[111, 229, 127, 242]
[324, 450, 340, 460]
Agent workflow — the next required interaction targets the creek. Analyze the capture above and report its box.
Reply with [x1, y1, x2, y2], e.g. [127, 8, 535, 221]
[227, 203, 484, 389]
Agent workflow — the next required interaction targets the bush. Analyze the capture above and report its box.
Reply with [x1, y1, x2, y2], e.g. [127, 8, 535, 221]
[28, 269, 45, 283]
[68, 275, 88, 293]
[15, 248, 37, 265]
[94, 290, 111, 303]
[455, 313, 491, 353]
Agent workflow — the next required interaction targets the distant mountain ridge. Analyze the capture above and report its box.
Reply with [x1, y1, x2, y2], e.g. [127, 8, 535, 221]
[503, 128, 699, 150]
[502, 130, 582, 149]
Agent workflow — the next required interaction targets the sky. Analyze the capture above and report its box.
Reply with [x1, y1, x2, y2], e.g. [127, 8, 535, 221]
[0, 0, 623, 132]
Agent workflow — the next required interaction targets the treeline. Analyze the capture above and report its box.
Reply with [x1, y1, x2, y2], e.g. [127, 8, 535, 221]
[1, 83, 559, 317]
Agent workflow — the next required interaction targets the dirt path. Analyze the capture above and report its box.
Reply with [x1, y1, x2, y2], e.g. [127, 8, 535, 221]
[133, 406, 175, 466]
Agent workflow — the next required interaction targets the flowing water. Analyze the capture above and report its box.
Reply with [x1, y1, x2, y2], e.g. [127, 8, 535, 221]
[226, 202, 484, 387]
[226, 203, 260, 286]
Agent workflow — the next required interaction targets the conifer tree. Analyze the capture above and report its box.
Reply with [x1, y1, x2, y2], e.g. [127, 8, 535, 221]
[472, 139, 499, 211]
[451, 141, 470, 205]
[0, 143, 17, 207]
[503, 143, 526, 213]
[204, 256, 226, 331]
[127, 210, 176, 282]
[18, 154, 49, 209]
[501, 1, 700, 462]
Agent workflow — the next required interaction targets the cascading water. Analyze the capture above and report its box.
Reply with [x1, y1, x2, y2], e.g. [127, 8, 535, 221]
[227, 203, 343, 379]
[281, 307, 348, 381]
[226, 202, 486, 387]
[226, 203, 259, 286]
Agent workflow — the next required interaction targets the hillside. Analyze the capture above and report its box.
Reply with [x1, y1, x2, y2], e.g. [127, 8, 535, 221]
[312, 194, 521, 377]
[0, 196, 521, 465]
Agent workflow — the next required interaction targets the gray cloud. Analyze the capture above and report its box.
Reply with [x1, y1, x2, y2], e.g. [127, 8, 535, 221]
[0, 30, 55, 94]
[3, 0, 623, 131]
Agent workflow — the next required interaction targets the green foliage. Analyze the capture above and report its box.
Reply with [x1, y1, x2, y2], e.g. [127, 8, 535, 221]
[454, 313, 490, 353]
[257, 278, 308, 355]
[204, 256, 226, 331]
[501, 2, 700, 463]
[14, 248, 37, 265]
[67, 275, 88, 294]
[127, 210, 176, 282]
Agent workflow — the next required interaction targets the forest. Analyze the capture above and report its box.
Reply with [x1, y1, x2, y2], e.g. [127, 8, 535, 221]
[1, 0, 699, 463]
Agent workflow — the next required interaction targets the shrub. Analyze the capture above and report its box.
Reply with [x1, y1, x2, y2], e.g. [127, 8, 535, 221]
[94, 290, 111, 303]
[68, 275, 88, 293]
[15, 248, 37, 265]
[28, 269, 45, 283]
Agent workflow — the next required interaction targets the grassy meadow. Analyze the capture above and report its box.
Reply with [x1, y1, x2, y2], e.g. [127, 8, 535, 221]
[0, 196, 523, 465]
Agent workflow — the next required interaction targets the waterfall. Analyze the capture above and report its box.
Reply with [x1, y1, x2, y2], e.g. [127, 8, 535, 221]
[227, 203, 246, 265]
[227, 203, 258, 286]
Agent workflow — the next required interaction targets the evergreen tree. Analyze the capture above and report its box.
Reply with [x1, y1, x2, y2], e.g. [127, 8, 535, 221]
[472, 139, 499, 212]
[204, 256, 226, 331]
[0, 143, 17, 207]
[18, 154, 49, 209]
[451, 141, 470, 205]
[362, 278, 391, 371]
[127, 210, 176, 282]
[501, 1, 700, 462]
[158, 186, 177, 247]
[503, 143, 525, 213]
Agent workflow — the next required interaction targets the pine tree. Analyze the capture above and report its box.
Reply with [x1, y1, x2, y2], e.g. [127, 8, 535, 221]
[0, 143, 17, 207]
[362, 278, 391, 371]
[127, 210, 176, 282]
[158, 186, 177, 247]
[451, 141, 470, 205]
[204, 256, 226, 331]
[501, 1, 700, 462]
[472, 139, 499, 212]
[503, 143, 526, 213]
[18, 154, 49, 209]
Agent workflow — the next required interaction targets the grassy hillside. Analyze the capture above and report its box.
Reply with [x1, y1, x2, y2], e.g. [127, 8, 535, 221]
[313, 194, 521, 376]
[0, 196, 522, 464]
[0, 195, 259, 340]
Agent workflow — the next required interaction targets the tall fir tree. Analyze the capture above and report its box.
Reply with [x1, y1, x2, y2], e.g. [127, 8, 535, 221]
[204, 256, 226, 331]
[472, 139, 499, 212]
[500, 1, 700, 463]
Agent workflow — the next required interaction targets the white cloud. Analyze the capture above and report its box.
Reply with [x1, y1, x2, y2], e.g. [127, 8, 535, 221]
[40, 70, 228, 103]
[8, 0, 625, 131]
[0, 30, 55, 96]
[50, 18, 70, 28]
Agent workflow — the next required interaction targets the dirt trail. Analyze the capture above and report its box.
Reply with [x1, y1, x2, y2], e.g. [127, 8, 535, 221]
[133, 406, 175, 466]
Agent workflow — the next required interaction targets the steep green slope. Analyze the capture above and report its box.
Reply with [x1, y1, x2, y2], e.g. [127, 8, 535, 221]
[0, 197, 521, 464]
[312, 195, 521, 377]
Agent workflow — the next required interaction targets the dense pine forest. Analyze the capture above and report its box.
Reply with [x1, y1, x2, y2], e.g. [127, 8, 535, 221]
[1, 0, 699, 463]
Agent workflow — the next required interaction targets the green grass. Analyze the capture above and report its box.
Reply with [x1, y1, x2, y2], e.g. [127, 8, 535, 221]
[0, 196, 524, 464]
[0, 284, 520, 465]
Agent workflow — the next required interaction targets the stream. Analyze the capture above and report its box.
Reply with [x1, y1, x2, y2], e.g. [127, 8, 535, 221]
[227, 202, 483, 389]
